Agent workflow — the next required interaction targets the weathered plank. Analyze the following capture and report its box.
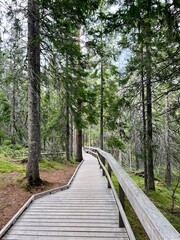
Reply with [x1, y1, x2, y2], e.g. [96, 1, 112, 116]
[7, 226, 127, 232]
[3, 236, 129, 240]
[17, 218, 119, 224]
[4, 230, 129, 238]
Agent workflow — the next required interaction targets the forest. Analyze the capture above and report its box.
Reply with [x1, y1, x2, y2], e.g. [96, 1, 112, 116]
[0, 0, 179, 237]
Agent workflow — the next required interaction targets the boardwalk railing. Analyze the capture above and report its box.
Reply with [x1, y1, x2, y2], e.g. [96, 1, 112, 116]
[84, 147, 180, 240]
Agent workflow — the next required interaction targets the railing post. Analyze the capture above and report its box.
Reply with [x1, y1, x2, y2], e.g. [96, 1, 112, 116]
[119, 183, 125, 209]
[99, 154, 106, 176]
[107, 163, 112, 188]
[118, 183, 125, 227]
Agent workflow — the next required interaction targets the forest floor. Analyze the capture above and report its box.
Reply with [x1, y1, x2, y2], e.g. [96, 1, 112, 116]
[0, 161, 78, 230]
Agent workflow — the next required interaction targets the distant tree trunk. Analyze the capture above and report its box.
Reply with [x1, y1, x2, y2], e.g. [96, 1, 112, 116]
[100, 59, 104, 150]
[135, 142, 139, 171]
[76, 100, 83, 162]
[141, 42, 148, 193]
[76, 129, 82, 161]
[11, 77, 16, 144]
[70, 113, 74, 158]
[165, 93, 171, 187]
[65, 54, 70, 161]
[26, 0, 42, 186]
[146, 44, 155, 191]
[65, 95, 70, 161]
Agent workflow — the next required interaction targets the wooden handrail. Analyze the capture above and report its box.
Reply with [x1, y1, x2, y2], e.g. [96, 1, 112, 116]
[85, 147, 180, 240]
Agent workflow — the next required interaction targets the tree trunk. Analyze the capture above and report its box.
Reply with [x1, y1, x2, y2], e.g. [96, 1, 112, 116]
[70, 113, 74, 158]
[65, 97, 70, 161]
[26, 0, 41, 186]
[11, 77, 16, 144]
[76, 128, 83, 162]
[100, 59, 104, 150]
[146, 44, 155, 191]
[141, 43, 148, 193]
[76, 100, 83, 162]
[165, 93, 171, 187]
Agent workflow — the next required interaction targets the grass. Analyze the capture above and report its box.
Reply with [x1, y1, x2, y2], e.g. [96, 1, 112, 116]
[0, 158, 66, 174]
[39, 159, 65, 171]
[0, 144, 27, 157]
[111, 172, 180, 239]
[0, 144, 68, 173]
[0, 160, 25, 173]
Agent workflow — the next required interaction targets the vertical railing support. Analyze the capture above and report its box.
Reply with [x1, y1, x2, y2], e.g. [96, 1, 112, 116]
[108, 163, 112, 188]
[119, 183, 125, 209]
[99, 154, 106, 176]
[119, 183, 125, 227]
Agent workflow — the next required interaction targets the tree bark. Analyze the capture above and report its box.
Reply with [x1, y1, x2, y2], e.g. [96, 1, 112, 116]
[70, 113, 74, 158]
[146, 44, 155, 191]
[141, 43, 148, 193]
[76, 100, 83, 162]
[165, 93, 171, 187]
[65, 95, 70, 161]
[100, 59, 104, 150]
[11, 77, 16, 144]
[26, 0, 41, 186]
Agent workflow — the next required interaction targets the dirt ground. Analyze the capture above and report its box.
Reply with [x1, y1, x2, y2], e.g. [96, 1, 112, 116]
[0, 164, 78, 230]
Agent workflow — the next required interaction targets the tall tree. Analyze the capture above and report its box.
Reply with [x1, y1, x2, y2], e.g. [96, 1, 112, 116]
[26, 0, 42, 186]
[165, 93, 171, 187]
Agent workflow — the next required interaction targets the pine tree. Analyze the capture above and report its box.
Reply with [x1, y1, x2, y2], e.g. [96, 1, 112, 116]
[26, 0, 42, 186]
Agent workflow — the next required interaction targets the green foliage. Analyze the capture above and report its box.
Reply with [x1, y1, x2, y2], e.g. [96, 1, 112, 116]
[69, 157, 76, 164]
[39, 159, 65, 171]
[0, 160, 25, 173]
[0, 144, 27, 157]
[107, 136, 125, 150]
[0, 91, 11, 123]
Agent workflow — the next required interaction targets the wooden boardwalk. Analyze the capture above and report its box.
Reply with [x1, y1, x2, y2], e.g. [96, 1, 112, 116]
[2, 152, 129, 240]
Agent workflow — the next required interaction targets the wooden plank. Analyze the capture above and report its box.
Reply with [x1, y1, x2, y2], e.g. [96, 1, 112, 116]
[26, 211, 118, 215]
[18, 215, 119, 220]
[9, 226, 126, 233]
[3, 236, 129, 240]
[15, 222, 119, 228]
[16, 218, 119, 224]
[4, 230, 129, 238]
[26, 209, 118, 213]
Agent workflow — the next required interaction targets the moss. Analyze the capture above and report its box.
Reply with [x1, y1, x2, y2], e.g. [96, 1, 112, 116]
[0, 160, 25, 173]
[0, 203, 5, 210]
[39, 159, 65, 171]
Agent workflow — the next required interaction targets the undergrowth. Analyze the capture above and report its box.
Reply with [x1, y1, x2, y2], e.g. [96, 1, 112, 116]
[0, 160, 25, 173]
[39, 159, 65, 171]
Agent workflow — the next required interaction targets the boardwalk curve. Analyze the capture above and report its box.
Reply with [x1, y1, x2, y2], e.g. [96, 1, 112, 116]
[1, 152, 129, 240]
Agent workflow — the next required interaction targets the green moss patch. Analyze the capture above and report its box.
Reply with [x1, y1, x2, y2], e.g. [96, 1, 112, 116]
[39, 159, 65, 171]
[0, 160, 25, 173]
